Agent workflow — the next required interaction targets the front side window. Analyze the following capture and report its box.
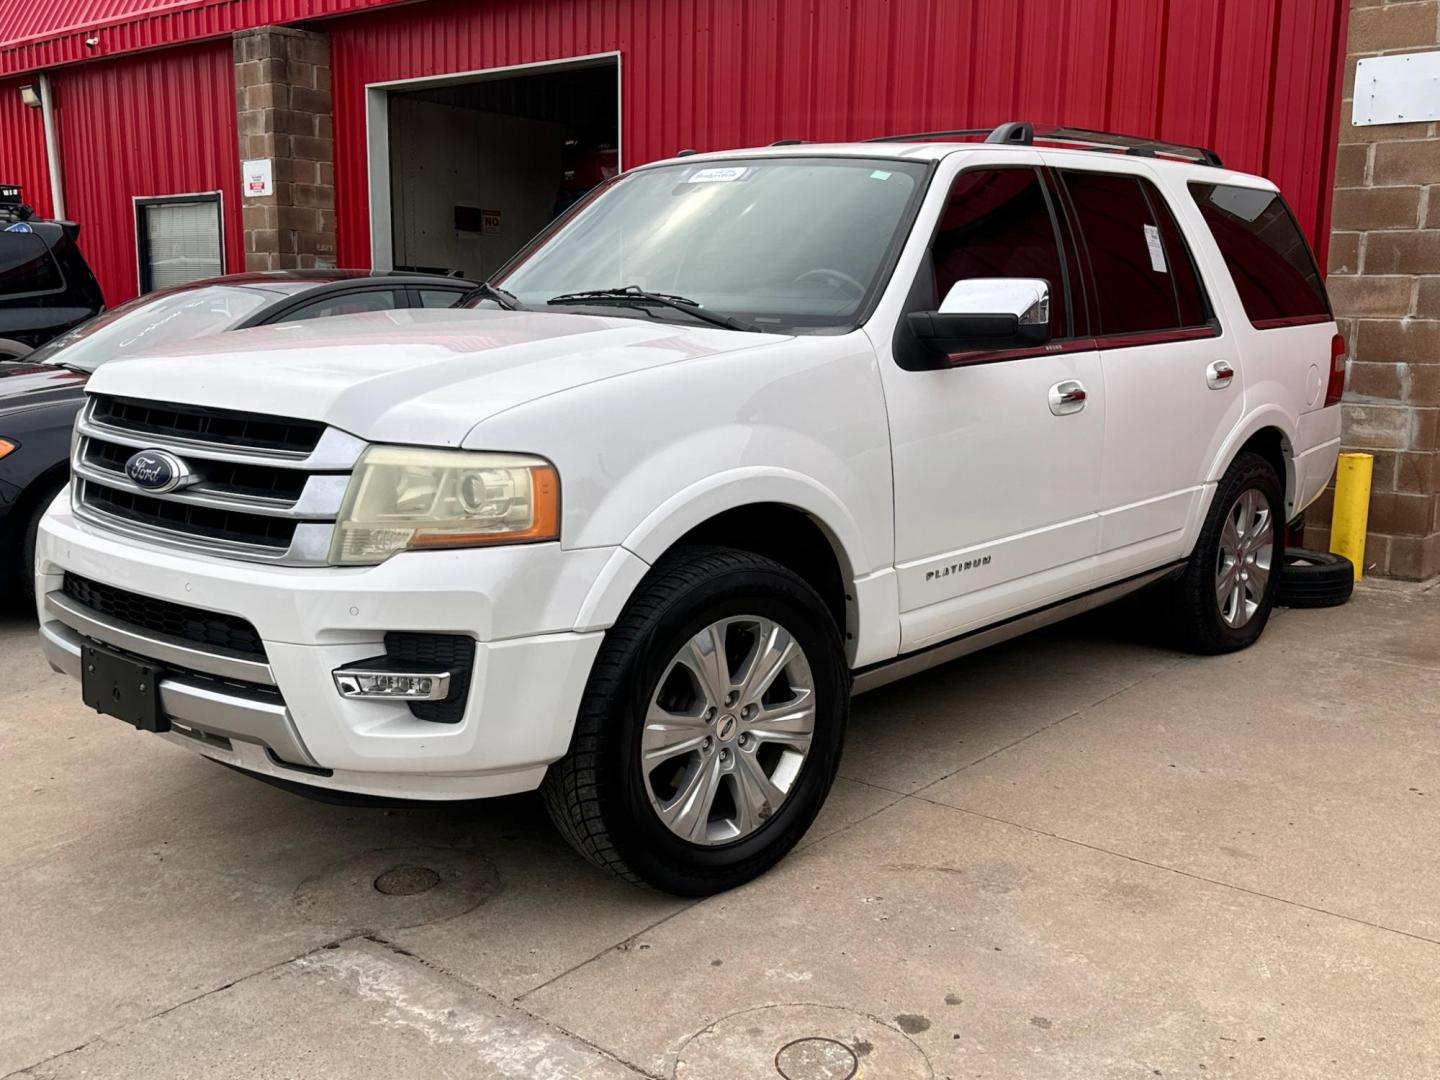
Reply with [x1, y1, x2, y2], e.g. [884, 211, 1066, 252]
[1188, 182, 1329, 328]
[274, 289, 401, 322]
[418, 288, 464, 308]
[931, 167, 1068, 339]
[0, 232, 64, 298]
[496, 157, 929, 332]
[136, 195, 223, 292]
[1061, 171, 1211, 336]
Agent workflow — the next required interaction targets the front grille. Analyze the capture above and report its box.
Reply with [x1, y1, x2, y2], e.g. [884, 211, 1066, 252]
[84, 440, 309, 502]
[85, 485, 298, 550]
[93, 395, 325, 454]
[73, 395, 363, 565]
[63, 573, 267, 659]
[385, 632, 476, 723]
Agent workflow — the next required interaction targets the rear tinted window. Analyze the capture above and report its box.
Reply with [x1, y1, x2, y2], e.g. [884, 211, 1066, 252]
[0, 232, 63, 297]
[1188, 183, 1329, 327]
[1061, 171, 1210, 336]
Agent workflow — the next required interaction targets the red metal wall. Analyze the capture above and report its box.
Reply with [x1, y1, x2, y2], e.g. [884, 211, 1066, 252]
[0, 76, 54, 218]
[15, 42, 244, 304]
[330, 0, 1348, 269]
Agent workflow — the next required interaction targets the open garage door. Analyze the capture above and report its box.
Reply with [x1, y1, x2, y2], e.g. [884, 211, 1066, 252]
[367, 55, 620, 281]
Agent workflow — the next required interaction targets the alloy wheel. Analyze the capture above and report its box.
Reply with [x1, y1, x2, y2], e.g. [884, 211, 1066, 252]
[641, 616, 816, 846]
[1215, 487, 1274, 629]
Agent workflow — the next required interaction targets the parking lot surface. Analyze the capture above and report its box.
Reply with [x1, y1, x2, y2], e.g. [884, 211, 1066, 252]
[4, 584, 1438, 1079]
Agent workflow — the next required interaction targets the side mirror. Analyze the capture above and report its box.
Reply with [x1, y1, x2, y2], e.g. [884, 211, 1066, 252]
[907, 278, 1051, 358]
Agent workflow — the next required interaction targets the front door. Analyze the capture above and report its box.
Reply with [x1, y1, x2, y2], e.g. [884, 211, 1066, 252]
[874, 157, 1104, 653]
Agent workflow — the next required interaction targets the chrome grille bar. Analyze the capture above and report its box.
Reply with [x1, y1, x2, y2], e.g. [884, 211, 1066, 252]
[72, 395, 364, 566]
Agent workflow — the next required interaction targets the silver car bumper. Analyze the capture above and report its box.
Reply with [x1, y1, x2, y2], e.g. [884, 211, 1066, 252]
[40, 592, 319, 769]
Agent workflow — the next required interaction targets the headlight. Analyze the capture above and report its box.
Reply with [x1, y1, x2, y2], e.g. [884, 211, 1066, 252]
[330, 447, 559, 565]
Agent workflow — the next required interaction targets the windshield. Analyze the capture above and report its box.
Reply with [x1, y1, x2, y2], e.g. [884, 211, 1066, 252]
[28, 285, 280, 372]
[493, 157, 929, 332]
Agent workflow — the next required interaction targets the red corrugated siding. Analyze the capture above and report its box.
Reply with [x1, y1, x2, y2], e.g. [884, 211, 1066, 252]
[0, 76, 53, 218]
[329, 0, 1347, 268]
[52, 42, 244, 304]
[0, 0, 411, 78]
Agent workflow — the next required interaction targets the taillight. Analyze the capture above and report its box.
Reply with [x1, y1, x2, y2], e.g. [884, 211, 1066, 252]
[1324, 333, 1346, 407]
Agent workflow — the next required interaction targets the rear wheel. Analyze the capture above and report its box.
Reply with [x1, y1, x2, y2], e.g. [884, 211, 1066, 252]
[542, 546, 848, 895]
[1168, 452, 1283, 654]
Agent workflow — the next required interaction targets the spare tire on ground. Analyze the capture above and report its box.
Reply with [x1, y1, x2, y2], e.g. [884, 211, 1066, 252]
[1278, 548, 1354, 608]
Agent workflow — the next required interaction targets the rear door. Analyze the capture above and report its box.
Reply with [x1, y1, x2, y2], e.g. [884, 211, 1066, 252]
[1049, 159, 1243, 579]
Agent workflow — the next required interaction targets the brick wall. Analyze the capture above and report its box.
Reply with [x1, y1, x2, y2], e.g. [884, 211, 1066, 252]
[1312, 0, 1440, 580]
[234, 27, 336, 271]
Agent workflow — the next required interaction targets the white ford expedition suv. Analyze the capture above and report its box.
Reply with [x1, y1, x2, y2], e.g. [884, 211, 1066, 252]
[37, 124, 1343, 895]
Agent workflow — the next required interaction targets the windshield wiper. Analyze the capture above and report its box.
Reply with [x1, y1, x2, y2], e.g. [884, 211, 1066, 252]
[547, 286, 759, 333]
[42, 360, 90, 376]
[464, 281, 526, 311]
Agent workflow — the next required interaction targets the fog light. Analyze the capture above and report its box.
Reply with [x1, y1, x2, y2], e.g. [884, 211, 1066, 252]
[333, 668, 452, 701]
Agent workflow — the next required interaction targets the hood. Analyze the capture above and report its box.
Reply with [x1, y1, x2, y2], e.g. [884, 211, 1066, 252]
[0, 361, 89, 420]
[82, 307, 784, 446]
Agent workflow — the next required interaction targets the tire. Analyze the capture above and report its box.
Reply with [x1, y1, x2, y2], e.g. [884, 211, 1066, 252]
[541, 545, 849, 895]
[1278, 548, 1354, 608]
[1167, 451, 1284, 655]
[14, 479, 65, 613]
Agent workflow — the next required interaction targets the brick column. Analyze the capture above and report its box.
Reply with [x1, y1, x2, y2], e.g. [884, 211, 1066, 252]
[234, 27, 336, 271]
[1313, 0, 1440, 580]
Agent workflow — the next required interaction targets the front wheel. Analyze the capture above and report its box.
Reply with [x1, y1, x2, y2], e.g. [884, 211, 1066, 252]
[542, 546, 849, 895]
[1167, 451, 1284, 654]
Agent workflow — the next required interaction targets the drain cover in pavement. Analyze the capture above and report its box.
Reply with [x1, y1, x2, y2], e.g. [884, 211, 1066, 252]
[293, 846, 498, 930]
[675, 1004, 932, 1079]
[374, 865, 442, 895]
[775, 1037, 859, 1079]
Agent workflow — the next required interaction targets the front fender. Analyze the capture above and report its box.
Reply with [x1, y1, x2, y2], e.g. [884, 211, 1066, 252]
[570, 463, 900, 667]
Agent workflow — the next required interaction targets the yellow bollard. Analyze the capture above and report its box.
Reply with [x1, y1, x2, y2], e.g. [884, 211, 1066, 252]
[1329, 452, 1373, 580]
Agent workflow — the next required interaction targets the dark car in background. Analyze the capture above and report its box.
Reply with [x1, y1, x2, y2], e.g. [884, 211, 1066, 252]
[1, 191, 106, 360]
[0, 269, 477, 603]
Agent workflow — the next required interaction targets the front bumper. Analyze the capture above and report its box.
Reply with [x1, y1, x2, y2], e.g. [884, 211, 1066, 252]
[36, 498, 630, 800]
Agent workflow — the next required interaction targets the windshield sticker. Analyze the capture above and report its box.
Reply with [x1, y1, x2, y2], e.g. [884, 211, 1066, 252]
[870, 170, 893, 180]
[686, 166, 750, 184]
[1144, 223, 1167, 273]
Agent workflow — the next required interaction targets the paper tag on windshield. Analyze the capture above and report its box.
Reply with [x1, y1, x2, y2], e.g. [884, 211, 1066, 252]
[687, 166, 749, 184]
[1144, 224, 1167, 272]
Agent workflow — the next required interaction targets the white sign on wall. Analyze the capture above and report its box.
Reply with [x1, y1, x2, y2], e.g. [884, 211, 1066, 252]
[242, 158, 274, 198]
[1352, 51, 1440, 127]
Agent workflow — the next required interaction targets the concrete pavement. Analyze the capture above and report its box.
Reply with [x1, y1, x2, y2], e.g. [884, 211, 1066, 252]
[3, 585, 1437, 1078]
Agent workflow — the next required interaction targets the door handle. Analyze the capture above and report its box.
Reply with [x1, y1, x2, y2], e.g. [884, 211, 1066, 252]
[1048, 380, 1087, 416]
[1207, 360, 1236, 390]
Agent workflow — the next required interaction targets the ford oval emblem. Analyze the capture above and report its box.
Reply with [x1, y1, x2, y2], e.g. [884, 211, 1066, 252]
[124, 449, 192, 494]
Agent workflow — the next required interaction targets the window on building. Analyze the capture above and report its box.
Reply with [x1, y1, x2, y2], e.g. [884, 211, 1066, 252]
[931, 167, 1069, 339]
[1061, 171, 1211, 336]
[1188, 182, 1329, 328]
[0, 231, 64, 297]
[136, 195, 223, 293]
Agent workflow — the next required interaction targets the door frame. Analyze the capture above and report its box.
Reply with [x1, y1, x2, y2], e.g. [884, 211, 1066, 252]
[364, 51, 623, 272]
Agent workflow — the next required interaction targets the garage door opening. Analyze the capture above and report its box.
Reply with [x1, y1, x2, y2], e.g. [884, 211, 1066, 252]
[367, 55, 620, 281]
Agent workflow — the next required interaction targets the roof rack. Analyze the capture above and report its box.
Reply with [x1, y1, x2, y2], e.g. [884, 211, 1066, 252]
[865, 121, 1224, 167]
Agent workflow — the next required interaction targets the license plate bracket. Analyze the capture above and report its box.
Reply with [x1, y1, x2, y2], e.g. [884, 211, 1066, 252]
[81, 642, 167, 732]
